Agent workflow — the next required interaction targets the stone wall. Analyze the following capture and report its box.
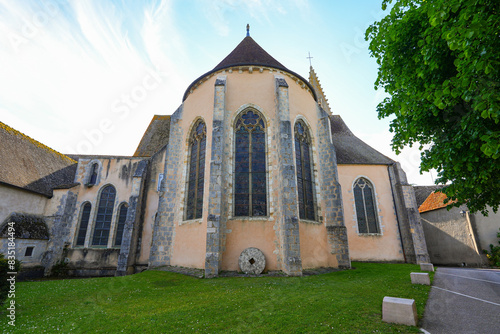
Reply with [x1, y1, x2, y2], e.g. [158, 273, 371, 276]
[273, 76, 302, 276]
[338, 164, 405, 262]
[471, 207, 500, 252]
[149, 105, 184, 267]
[205, 76, 227, 277]
[316, 106, 349, 268]
[421, 205, 485, 266]
[388, 163, 430, 264]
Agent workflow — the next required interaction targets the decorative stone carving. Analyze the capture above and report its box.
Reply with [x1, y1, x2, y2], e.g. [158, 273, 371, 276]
[238, 247, 266, 275]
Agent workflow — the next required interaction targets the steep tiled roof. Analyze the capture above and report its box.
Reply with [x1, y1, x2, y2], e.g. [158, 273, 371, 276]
[418, 191, 456, 213]
[133, 115, 171, 157]
[183, 35, 316, 102]
[414, 185, 443, 207]
[329, 115, 394, 165]
[0, 121, 77, 197]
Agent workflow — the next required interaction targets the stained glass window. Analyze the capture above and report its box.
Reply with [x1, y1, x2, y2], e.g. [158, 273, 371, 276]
[294, 120, 316, 220]
[186, 120, 206, 220]
[114, 203, 128, 247]
[75, 202, 91, 246]
[92, 185, 116, 246]
[234, 110, 267, 216]
[353, 178, 380, 234]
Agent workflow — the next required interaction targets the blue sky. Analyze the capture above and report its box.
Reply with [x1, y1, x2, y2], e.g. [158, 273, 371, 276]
[0, 0, 434, 185]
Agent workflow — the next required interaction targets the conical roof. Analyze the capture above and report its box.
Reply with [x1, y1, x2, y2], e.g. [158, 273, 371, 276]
[212, 36, 288, 72]
[183, 34, 316, 101]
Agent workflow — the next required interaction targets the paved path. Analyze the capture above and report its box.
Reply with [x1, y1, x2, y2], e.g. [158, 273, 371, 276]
[422, 267, 500, 334]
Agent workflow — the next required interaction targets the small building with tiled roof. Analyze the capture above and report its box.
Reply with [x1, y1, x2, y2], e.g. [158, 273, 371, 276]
[416, 188, 498, 266]
[413, 185, 443, 208]
[418, 190, 456, 213]
[1, 26, 432, 278]
[0, 121, 79, 276]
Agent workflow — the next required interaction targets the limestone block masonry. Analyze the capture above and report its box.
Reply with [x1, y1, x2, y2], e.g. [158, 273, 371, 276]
[149, 105, 184, 267]
[382, 296, 418, 326]
[205, 76, 227, 277]
[316, 105, 350, 268]
[43, 191, 78, 275]
[274, 76, 302, 276]
[388, 163, 430, 264]
[410, 272, 430, 285]
[420, 263, 434, 272]
[116, 160, 148, 276]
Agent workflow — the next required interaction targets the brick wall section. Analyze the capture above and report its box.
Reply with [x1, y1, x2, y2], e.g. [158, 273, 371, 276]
[274, 76, 302, 276]
[149, 106, 184, 267]
[205, 76, 227, 277]
[316, 106, 350, 267]
[116, 160, 147, 276]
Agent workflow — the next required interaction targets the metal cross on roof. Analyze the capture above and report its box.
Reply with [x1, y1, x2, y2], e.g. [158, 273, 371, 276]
[307, 52, 313, 67]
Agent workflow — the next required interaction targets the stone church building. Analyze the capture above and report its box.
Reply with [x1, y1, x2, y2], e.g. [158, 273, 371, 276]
[0, 31, 429, 278]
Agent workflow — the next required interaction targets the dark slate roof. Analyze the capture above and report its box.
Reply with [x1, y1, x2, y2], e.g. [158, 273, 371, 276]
[183, 36, 316, 101]
[330, 115, 395, 165]
[329, 115, 394, 165]
[0, 213, 49, 239]
[413, 185, 443, 207]
[213, 36, 288, 72]
[0, 121, 77, 197]
[133, 115, 171, 157]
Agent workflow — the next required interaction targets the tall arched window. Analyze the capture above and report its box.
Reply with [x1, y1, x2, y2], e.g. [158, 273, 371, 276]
[114, 203, 128, 247]
[294, 120, 315, 220]
[234, 110, 267, 216]
[186, 120, 206, 220]
[92, 185, 116, 246]
[75, 203, 91, 246]
[353, 178, 380, 234]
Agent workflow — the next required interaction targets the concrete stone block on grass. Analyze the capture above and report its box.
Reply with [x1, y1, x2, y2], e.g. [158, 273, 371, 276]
[382, 296, 418, 326]
[420, 263, 434, 271]
[411, 272, 430, 285]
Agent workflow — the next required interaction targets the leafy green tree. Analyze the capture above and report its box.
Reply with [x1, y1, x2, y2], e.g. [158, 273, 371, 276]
[366, 0, 500, 214]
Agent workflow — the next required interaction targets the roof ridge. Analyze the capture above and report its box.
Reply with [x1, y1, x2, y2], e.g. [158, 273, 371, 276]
[0, 121, 76, 164]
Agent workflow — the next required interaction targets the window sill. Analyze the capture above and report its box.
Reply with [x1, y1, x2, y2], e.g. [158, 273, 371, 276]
[357, 233, 383, 236]
[180, 218, 203, 225]
[299, 219, 321, 225]
[228, 216, 270, 221]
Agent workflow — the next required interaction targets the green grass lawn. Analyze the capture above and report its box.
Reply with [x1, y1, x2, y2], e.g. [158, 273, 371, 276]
[1, 262, 432, 333]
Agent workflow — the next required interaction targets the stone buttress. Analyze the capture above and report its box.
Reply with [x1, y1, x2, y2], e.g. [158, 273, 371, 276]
[205, 76, 228, 277]
[317, 106, 350, 268]
[273, 76, 302, 275]
[149, 106, 184, 267]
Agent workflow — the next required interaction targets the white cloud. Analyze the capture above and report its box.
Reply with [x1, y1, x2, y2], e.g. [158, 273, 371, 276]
[0, 0, 185, 156]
